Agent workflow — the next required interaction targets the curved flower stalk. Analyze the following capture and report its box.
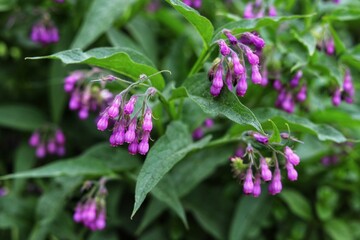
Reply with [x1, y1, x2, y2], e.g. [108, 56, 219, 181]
[29, 127, 66, 158]
[209, 30, 266, 97]
[96, 73, 160, 156]
[230, 131, 302, 197]
[73, 178, 108, 231]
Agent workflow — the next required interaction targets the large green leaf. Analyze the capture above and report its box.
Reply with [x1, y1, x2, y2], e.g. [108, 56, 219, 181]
[229, 194, 270, 240]
[1, 143, 139, 179]
[0, 105, 47, 131]
[132, 121, 211, 218]
[71, 0, 137, 49]
[27, 47, 165, 90]
[182, 73, 264, 132]
[324, 219, 354, 240]
[165, 0, 214, 47]
[280, 189, 313, 221]
[254, 108, 347, 143]
[13, 144, 36, 195]
[293, 30, 316, 56]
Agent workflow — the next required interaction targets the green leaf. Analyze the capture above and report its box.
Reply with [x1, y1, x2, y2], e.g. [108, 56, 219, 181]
[229, 194, 270, 240]
[183, 73, 264, 132]
[324, 219, 354, 240]
[107, 28, 142, 52]
[165, 0, 214, 47]
[13, 144, 36, 195]
[1, 143, 140, 179]
[132, 121, 211, 218]
[71, 0, 137, 49]
[213, 14, 315, 42]
[280, 189, 313, 221]
[268, 119, 281, 144]
[152, 176, 188, 228]
[316, 186, 339, 221]
[328, 24, 346, 55]
[293, 30, 316, 56]
[254, 108, 347, 143]
[0, 105, 47, 131]
[27, 47, 165, 90]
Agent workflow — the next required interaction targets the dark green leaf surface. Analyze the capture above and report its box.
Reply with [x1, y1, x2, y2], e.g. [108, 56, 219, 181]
[71, 0, 137, 49]
[293, 30, 316, 56]
[183, 73, 264, 132]
[1, 143, 139, 179]
[165, 0, 214, 47]
[254, 108, 347, 143]
[27, 47, 165, 90]
[132, 121, 211, 218]
[0, 105, 47, 131]
[269, 119, 281, 144]
[280, 189, 313, 221]
[324, 219, 354, 240]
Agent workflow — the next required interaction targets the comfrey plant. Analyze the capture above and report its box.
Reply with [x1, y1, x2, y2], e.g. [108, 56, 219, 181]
[230, 131, 301, 197]
[30, 15, 59, 45]
[192, 118, 214, 140]
[332, 68, 355, 106]
[96, 74, 158, 156]
[243, 0, 277, 19]
[209, 30, 265, 97]
[64, 68, 114, 120]
[73, 179, 108, 231]
[183, 0, 202, 9]
[29, 127, 66, 158]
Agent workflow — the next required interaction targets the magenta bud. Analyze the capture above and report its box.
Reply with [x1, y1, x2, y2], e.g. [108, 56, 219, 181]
[252, 174, 262, 197]
[218, 39, 230, 56]
[253, 132, 268, 144]
[212, 65, 224, 89]
[260, 158, 272, 181]
[268, 168, 282, 195]
[284, 146, 300, 166]
[245, 47, 259, 65]
[29, 131, 41, 147]
[142, 108, 153, 132]
[236, 74, 248, 97]
[243, 168, 254, 194]
[251, 65, 262, 84]
[36, 144, 46, 158]
[269, 5, 277, 17]
[124, 95, 138, 115]
[97, 114, 109, 131]
[192, 127, 204, 140]
[286, 162, 298, 181]
[332, 88, 341, 107]
[244, 3, 254, 19]
[223, 30, 238, 45]
[210, 85, 222, 96]
[128, 140, 138, 155]
[232, 52, 245, 76]
[47, 139, 57, 154]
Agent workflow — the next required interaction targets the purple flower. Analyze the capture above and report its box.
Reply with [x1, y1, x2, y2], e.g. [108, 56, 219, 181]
[268, 168, 282, 195]
[325, 37, 335, 55]
[253, 132, 268, 144]
[268, 5, 277, 17]
[251, 65, 262, 84]
[97, 114, 109, 131]
[142, 108, 153, 131]
[36, 144, 46, 158]
[124, 95, 138, 115]
[223, 30, 238, 45]
[138, 131, 150, 155]
[218, 39, 230, 56]
[245, 47, 259, 65]
[332, 88, 342, 107]
[290, 70, 303, 88]
[192, 127, 204, 140]
[236, 73, 248, 97]
[124, 119, 137, 143]
[29, 131, 41, 147]
[243, 168, 254, 194]
[212, 65, 224, 89]
[253, 174, 262, 197]
[286, 162, 298, 181]
[296, 85, 307, 102]
[273, 79, 283, 91]
[260, 158, 272, 181]
[47, 139, 57, 154]
[232, 52, 245, 76]
[284, 146, 300, 166]
[225, 70, 233, 91]
[244, 3, 254, 19]
[128, 139, 139, 155]
[203, 118, 214, 128]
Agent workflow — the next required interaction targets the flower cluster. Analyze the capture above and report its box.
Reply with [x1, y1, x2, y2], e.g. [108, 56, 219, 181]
[183, 0, 202, 8]
[96, 76, 156, 156]
[321, 142, 353, 166]
[192, 118, 214, 140]
[209, 30, 266, 97]
[64, 69, 114, 120]
[272, 70, 307, 113]
[230, 131, 301, 197]
[73, 179, 107, 231]
[332, 68, 355, 106]
[244, 0, 277, 19]
[29, 128, 66, 158]
[31, 21, 59, 45]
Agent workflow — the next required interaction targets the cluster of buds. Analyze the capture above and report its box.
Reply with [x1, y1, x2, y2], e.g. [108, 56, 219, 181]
[29, 128, 66, 158]
[192, 118, 214, 140]
[230, 131, 301, 197]
[73, 179, 107, 231]
[321, 142, 353, 166]
[273, 70, 307, 113]
[64, 69, 114, 120]
[332, 68, 355, 106]
[183, 0, 202, 8]
[244, 0, 277, 19]
[96, 74, 156, 156]
[30, 19, 59, 45]
[209, 30, 266, 97]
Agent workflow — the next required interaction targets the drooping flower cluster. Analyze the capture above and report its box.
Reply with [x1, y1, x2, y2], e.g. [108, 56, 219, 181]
[96, 75, 156, 156]
[29, 128, 66, 158]
[209, 30, 266, 97]
[30, 20, 59, 45]
[230, 131, 301, 197]
[64, 69, 114, 120]
[73, 179, 107, 231]
[243, 0, 277, 19]
[183, 0, 202, 8]
[332, 68, 355, 106]
[321, 142, 353, 166]
[273, 70, 307, 113]
[192, 118, 214, 140]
